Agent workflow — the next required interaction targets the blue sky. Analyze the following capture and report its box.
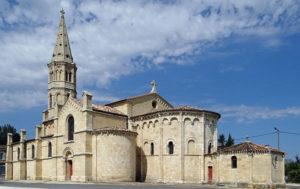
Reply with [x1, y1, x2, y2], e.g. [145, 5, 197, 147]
[0, 0, 300, 159]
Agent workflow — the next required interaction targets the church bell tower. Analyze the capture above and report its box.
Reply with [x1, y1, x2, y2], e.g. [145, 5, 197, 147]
[47, 9, 77, 111]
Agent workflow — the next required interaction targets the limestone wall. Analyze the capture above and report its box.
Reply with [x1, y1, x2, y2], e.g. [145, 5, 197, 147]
[271, 154, 285, 184]
[252, 154, 271, 184]
[25, 140, 36, 180]
[26, 160, 36, 180]
[130, 96, 171, 116]
[214, 153, 285, 186]
[132, 110, 219, 183]
[12, 161, 21, 180]
[91, 130, 136, 182]
[110, 94, 172, 117]
[216, 153, 252, 184]
[11, 143, 26, 180]
[41, 158, 56, 180]
[111, 103, 130, 115]
[92, 113, 126, 129]
[40, 137, 57, 180]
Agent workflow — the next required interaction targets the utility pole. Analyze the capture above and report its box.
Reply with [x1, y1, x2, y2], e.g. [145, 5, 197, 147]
[274, 127, 280, 150]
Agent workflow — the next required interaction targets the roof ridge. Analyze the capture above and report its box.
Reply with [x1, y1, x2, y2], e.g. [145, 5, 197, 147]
[218, 141, 284, 154]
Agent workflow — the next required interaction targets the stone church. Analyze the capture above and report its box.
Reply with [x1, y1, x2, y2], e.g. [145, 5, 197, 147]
[5, 10, 286, 188]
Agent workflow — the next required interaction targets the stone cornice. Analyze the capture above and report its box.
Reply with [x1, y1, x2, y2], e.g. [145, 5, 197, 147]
[73, 153, 93, 157]
[92, 128, 137, 137]
[130, 108, 220, 122]
[40, 134, 63, 140]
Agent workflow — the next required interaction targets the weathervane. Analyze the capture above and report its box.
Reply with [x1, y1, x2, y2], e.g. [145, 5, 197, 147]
[150, 80, 157, 93]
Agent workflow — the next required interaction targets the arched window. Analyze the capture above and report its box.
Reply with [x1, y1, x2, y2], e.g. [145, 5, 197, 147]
[17, 147, 20, 160]
[68, 116, 74, 141]
[150, 142, 154, 156]
[49, 94, 53, 108]
[231, 156, 237, 168]
[187, 140, 196, 155]
[65, 71, 68, 81]
[48, 142, 52, 157]
[50, 72, 53, 81]
[152, 100, 157, 109]
[56, 70, 59, 80]
[32, 145, 35, 159]
[167, 141, 174, 155]
[69, 73, 72, 82]
[58, 70, 62, 80]
[208, 142, 212, 154]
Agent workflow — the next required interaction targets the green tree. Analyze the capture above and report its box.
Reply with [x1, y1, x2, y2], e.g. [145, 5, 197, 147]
[0, 124, 20, 145]
[218, 134, 226, 148]
[285, 155, 300, 183]
[225, 134, 234, 147]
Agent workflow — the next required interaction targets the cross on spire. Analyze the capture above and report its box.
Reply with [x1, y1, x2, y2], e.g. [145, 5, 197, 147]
[60, 8, 65, 16]
[150, 80, 157, 93]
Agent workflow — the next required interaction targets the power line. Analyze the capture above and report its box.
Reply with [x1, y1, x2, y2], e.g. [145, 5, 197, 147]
[234, 131, 276, 141]
[280, 131, 300, 136]
[233, 130, 300, 141]
[224, 129, 300, 143]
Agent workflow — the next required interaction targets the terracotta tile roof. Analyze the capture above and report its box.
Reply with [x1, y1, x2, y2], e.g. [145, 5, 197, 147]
[92, 104, 126, 116]
[218, 141, 284, 154]
[106, 92, 173, 108]
[130, 105, 221, 119]
[74, 99, 126, 116]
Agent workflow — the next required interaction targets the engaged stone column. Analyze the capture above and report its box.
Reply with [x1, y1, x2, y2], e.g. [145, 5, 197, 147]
[5, 133, 13, 180]
[82, 91, 92, 111]
[20, 129, 27, 180]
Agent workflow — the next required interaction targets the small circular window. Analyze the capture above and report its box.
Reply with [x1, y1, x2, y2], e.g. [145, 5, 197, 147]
[152, 100, 157, 109]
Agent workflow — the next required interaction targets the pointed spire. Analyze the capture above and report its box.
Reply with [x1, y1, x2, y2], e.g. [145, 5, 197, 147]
[51, 9, 73, 63]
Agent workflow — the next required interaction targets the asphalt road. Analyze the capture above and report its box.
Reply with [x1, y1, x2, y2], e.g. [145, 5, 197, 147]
[0, 181, 299, 189]
[0, 181, 230, 189]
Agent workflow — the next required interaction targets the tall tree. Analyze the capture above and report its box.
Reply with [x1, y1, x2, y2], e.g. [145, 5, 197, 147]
[0, 124, 20, 145]
[296, 155, 300, 164]
[225, 134, 235, 147]
[218, 134, 226, 148]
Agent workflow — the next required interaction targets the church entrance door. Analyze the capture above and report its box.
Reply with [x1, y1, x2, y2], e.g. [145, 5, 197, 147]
[208, 166, 213, 184]
[66, 160, 73, 180]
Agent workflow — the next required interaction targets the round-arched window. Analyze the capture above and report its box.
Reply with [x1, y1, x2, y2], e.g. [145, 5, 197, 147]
[68, 116, 74, 141]
[17, 147, 20, 160]
[231, 156, 237, 169]
[150, 142, 154, 156]
[167, 141, 174, 155]
[152, 100, 157, 109]
[48, 142, 52, 157]
[32, 145, 35, 159]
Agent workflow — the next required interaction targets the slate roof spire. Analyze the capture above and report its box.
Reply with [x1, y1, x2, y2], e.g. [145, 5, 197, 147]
[51, 8, 73, 63]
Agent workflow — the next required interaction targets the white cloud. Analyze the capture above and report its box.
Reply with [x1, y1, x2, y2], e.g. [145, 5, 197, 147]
[0, 91, 46, 112]
[0, 0, 299, 111]
[212, 105, 300, 123]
